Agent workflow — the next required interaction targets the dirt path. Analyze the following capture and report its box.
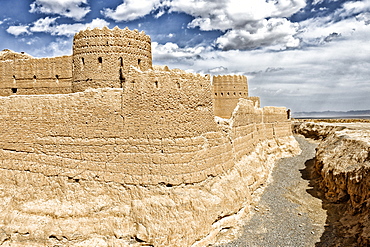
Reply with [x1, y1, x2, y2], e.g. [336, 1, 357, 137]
[217, 136, 327, 247]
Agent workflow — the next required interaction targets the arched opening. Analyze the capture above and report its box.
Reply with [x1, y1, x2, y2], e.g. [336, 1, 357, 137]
[11, 88, 17, 93]
[98, 57, 103, 63]
[33, 75, 37, 80]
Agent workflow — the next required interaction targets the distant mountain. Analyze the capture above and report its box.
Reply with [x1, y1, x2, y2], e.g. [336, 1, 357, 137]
[292, 110, 370, 118]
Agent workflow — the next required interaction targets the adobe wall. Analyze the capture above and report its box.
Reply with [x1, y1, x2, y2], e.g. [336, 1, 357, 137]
[0, 56, 72, 96]
[0, 87, 235, 185]
[226, 99, 292, 162]
[72, 27, 152, 92]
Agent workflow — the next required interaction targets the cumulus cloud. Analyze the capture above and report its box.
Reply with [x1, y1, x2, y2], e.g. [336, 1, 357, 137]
[216, 18, 300, 50]
[169, 0, 306, 31]
[7, 18, 109, 37]
[29, 0, 90, 20]
[6, 25, 31, 36]
[152, 42, 206, 62]
[102, 0, 163, 22]
[102, 0, 305, 50]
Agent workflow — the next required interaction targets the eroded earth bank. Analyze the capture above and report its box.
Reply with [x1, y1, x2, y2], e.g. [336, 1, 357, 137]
[294, 121, 370, 246]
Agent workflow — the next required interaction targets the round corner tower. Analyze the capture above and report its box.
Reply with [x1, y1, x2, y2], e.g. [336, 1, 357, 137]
[212, 75, 249, 119]
[72, 26, 152, 92]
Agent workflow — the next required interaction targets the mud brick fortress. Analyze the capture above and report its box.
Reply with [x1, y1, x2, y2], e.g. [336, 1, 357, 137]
[0, 26, 290, 185]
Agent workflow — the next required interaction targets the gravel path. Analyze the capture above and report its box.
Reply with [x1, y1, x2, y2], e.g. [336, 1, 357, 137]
[217, 136, 327, 247]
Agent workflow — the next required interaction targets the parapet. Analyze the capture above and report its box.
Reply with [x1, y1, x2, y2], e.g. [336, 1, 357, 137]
[213, 75, 247, 84]
[0, 49, 32, 61]
[74, 26, 151, 43]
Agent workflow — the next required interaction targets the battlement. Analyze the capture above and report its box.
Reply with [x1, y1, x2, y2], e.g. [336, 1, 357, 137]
[74, 26, 150, 42]
[213, 75, 247, 84]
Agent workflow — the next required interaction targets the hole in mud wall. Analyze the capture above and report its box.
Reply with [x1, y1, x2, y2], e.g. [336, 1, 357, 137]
[56, 75, 59, 79]
[177, 82, 181, 89]
[12, 75, 16, 79]
[119, 57, 123, 67]
[154, 81, 159, 88]
[11, 88, 17, 93]
[98, 57, 103, 64]
[81, 57, 85, 65]
[138, 59, 141, 66]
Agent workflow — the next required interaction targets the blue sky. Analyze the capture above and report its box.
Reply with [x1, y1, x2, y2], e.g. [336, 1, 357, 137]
[1, 0, 370, 113]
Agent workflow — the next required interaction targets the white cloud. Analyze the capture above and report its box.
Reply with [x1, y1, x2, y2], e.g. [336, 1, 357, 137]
[152, 42, 206, 62]
[32, 38, 73, 57]
[169, 0, 306, 31]
[216, 18, 300, 50]
[29, 0, 90, 20]
[102, 0, 163, 22]
[7, 18, 109, 37]
[49, 18, 109, 36]
[30, 17, 58, 33]
[340, 0, 370, 17]
[102, 0, 305, 50]
[6, 25, 31, 36]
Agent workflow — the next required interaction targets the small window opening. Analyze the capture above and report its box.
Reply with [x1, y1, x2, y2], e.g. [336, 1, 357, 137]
[221, 92, 224, 96]
[239, 92, 242, 96]
[138, 59, 141, 65]
[81, 57, 85, 65]
[33, 75, 36, 79]
[154, 81, 159, 88]
[227, 92, 230, 96]
[233, 92, 236, 96]
[215, 93, 217, 96]
[119, 68, 125, 88]
[12, 75, 16, 79]
[55, 75, 59, 79]
[11, 88, 17, 93]
[98, 57, 103, 63]
[119, 57, 123, 67]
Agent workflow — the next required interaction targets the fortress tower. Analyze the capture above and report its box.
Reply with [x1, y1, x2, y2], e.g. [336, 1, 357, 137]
[72, 26, 152, 92]
[213, 75, 249, 118]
